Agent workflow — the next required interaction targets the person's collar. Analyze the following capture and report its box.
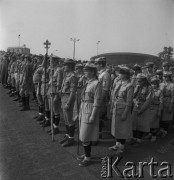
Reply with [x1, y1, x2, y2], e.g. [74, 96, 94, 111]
[98, 68, 106, 74]
[87, 77, 96, 84]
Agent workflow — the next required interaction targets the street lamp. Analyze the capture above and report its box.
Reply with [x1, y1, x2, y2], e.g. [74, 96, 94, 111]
[70, 38, 80, 60]
[96, 41, 100, 55]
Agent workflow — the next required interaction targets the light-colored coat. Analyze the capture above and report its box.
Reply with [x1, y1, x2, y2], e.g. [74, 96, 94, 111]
[132, 85, 153, 132]
[111, 80, 134, 139]
[79, 79, 102, 142]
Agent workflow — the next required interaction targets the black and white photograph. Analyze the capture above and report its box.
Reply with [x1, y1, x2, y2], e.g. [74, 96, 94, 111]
[0, 0, 174, 179]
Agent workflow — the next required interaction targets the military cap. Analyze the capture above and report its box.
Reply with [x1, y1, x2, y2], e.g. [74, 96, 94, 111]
[95, 57, 106, 64]
[156, 69, 163, 75]
[75, 63, 83, 69]
[136, 73, 147, 79]
[163, 71, 172, 77]
[146, 62, 154, 68]
[84, 62, 97, 71]
[132, 64, 141, 71]
[52, 55, 61, 60]
[118, 65, 130, 74]
[151, 76, 160, 83]
[169, 67, 174, 71]
[63, 58, 75, 65]
[162, 61, 170, 67]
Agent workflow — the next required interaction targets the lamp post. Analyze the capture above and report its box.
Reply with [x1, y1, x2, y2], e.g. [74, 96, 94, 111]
[70, 38, 80, 60]
[96, 41, 100, 55]
[18, 34, 21, 47]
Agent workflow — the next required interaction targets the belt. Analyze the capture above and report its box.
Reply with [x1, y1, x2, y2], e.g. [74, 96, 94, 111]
[62, 93, 70, 96]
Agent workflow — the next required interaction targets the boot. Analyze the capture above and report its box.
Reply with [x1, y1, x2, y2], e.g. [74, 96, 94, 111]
[36, 105, 44, 122]
[99, 120, 103, 139]
[32, 91, 36, 101]
[13, 92, 21, 101]
[9, 87, 16, 97]
[42, 111, 51, 127]
[79, 144, 91, 167]
[20, 96, 26, 111]
[25, 95, 30, 110]
[59, 125, 69, 144]
[62, 125, 75, 147]
[7, 86, 12, 94]
[48, 115, 60, 135]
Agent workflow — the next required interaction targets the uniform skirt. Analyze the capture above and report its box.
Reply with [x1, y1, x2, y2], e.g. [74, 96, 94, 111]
[132, 108, 151, 132]
[111, 104, 132, 139]
[79, 102, 99, 142]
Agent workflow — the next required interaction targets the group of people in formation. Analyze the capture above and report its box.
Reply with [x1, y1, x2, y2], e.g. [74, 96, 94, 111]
[0, 51, 174, 167]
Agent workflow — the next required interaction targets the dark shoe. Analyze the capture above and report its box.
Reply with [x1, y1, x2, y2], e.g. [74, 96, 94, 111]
[49, 127, 59, 135]
[20, 106, 30, 111]
[42, 120, 51, 127]
[13, 96, 21, 101]
[59, 135, 69, 144]
[36, 115, 44, 122]
[78, 159, 91, 167]
[9, 92, 15, 97]
[33, 115, 39, 119]
[62, 138, 74, 147]
[19, 103, 23, 107]
[77, 154, 85, 161]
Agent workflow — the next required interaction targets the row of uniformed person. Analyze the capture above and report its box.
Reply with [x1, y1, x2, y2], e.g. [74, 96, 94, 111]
[1, 52, 174, 167]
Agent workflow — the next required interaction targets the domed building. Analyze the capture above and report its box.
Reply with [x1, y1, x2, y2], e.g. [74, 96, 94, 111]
[91, 52, 160, 66]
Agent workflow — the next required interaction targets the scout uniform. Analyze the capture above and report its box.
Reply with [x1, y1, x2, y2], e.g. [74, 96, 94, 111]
[146, 62, 155, 82]
[47, 56, 63, 134]
[59, 59, 78, 147]
[149, 76, 163, 141]
[40, 56, 51, 127]
[20, 55, 33, 111]
[33, 62, 44, 121]
[95, 57, 111, 138]
[109, 66, 134, 153]
[13, 57, 22, 101]
[162, 61, 170, 74]
[131, 73, 153, 143]
[74, 63, 87, 121]
[160, 71, 174, 136]
[131, 64, 141, 87]
[78, 63, 102, 167]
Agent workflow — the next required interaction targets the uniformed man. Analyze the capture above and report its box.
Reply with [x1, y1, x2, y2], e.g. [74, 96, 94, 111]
[20, 55, 33, 111]
[162, 61, 170, 73]
[47, 55, 63, 135]
[39, 55, 51, 127]
[33, 57, 44, 121]
[95, 57, 111, 139]
[74, 63, 87, 120]
[131, 64, 142, 86]
[145, 62, 155, 82]
[13, 55, 22, 101]
[59, 59, 78, 147]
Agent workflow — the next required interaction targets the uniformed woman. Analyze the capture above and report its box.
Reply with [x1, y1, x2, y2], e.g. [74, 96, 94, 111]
[109, 66, 134, 154]
[131, 73, 153, 143]
[77, 63, 102, 167]
[149, 76, 163, 141]
[159, 71, 174, 136]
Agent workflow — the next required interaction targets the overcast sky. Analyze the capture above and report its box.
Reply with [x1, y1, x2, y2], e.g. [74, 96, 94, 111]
[0, 0, 174, 60]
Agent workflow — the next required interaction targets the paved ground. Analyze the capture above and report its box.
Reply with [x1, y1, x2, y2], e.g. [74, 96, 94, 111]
[0, 84, 174, 180]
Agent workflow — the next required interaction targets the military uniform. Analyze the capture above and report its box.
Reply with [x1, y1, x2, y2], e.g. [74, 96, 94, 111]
[59, 59, 78, 147]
